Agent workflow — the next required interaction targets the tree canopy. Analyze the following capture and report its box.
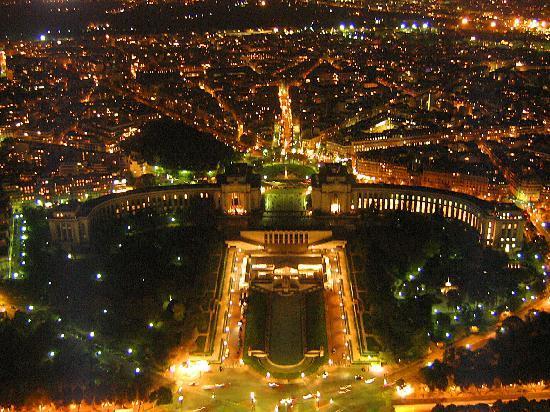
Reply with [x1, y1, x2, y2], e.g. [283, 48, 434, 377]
[126, 119, 235, 172]
[423, 311, 550, 391]
[351, 211, 545, 361]
[0, 207, 222, 406]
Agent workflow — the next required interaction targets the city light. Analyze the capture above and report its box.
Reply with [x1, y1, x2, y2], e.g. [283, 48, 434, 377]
[396, 384, 414, 398]
[1, 0, 548, 407]
[170, 360, 210, 380]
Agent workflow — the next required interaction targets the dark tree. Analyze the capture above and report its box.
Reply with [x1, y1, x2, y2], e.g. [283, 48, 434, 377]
[125, 119, 235, 172]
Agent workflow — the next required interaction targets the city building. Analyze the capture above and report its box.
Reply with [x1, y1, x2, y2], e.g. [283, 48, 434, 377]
[312, 164, 525, 251]
[0, 51, 6, 78]
[48, 164, 262, 249]
[50, 164, 525, 252]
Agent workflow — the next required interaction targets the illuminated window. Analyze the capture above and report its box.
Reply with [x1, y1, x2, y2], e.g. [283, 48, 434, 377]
[331, 195, 341, 214]
[231, 193, 239, 206]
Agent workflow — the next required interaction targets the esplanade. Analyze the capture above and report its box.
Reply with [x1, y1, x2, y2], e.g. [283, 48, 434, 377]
[49, 163, 525, 252]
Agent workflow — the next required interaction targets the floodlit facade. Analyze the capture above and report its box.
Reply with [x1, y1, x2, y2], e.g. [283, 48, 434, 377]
[312, 164, 525, 251]
[50, 163, 525, 252]
[49, 164, 261, 249]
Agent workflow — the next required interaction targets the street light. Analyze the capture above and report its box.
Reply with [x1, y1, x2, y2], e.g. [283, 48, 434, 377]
[250, 391, 256, 409]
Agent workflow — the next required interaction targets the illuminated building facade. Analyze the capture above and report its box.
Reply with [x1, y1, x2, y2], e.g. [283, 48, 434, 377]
[355, 159, 509, 201]
[50, 164, 524, 253]
[312, 164, 525, 252]
[0, 51, 6, 78]
[49, 165, 261, 249]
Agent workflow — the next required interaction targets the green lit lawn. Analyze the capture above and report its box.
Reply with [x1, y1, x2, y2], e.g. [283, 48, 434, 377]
[264, 188, 307, 212]
[305, 290, 328, 353]
[260, 163, 317, 181]
[243, 291, 268, 352]
[269, 294, 304, 365]
[244, 291, 328, 378]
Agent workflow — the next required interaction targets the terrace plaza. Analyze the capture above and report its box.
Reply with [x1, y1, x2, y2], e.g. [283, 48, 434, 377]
[217, 230, 365, 378]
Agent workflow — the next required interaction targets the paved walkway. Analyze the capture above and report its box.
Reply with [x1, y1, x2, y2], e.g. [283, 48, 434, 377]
[211, 247, 237, 363]
[337, 248, 363, 362]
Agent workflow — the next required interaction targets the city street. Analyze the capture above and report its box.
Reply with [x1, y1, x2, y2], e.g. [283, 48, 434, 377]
[387, 293, 550, 384]
[168, 364, 391, 411]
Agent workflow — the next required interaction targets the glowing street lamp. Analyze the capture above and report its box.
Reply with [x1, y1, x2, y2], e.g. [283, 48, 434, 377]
[396, 384, 414, 398]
